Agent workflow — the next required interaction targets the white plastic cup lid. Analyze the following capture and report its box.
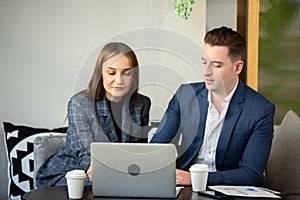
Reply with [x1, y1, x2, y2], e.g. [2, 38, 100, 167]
[189, 164, 209, 172]
[65, 169, 86, 179]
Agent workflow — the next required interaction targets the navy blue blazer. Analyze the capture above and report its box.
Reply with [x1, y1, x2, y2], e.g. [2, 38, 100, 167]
[151, 81, 275, 186]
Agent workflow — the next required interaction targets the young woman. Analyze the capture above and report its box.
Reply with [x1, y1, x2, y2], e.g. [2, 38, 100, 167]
[36, 42, 151, 188]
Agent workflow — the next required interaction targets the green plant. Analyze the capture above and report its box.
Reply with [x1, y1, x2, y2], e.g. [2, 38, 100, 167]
[174, 0, 195, 20]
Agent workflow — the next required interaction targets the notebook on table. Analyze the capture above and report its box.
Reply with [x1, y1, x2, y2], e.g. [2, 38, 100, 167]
[91, 142, 177, 198]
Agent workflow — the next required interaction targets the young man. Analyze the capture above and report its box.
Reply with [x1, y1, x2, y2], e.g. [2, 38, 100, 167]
[151, 26, 275, 186]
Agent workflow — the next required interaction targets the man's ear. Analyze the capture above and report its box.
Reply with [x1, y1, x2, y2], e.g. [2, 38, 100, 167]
[235, 61, 244, 75]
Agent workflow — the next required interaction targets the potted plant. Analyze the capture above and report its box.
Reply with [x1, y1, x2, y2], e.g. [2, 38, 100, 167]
[174, 0, 195, 20]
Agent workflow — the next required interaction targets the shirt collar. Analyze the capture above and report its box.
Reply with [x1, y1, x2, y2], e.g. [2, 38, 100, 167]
[224, 78, 239, 103]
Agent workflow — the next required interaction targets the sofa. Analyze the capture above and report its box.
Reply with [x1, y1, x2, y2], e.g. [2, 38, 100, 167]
[265, 110, 300, 200]
[1, 110, 300, 200]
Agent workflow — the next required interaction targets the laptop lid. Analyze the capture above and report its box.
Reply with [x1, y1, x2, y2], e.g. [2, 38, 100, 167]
[91, 142, 177, 198]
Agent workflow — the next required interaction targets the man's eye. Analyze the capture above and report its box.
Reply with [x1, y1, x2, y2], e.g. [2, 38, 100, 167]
[202, 61, 207, 65]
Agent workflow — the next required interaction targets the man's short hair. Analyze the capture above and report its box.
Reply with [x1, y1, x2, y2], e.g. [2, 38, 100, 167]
[204, 26, 246, 62]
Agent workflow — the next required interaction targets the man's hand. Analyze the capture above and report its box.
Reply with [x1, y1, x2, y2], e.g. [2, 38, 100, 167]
[176, 169, 192, 185]
[87, 163, 92, 181]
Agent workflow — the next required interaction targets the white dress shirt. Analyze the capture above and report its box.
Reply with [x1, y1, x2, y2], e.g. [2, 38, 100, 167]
[194, 80, 239, 171]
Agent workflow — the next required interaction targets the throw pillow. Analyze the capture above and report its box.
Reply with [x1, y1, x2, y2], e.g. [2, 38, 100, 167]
[3, 122, 67, 200]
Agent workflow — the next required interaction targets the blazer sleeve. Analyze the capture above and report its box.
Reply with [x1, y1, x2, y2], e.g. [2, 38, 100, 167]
[150, 88, 182, 143]
[35, 96, 92, 188]
[65, 96, 93, 170]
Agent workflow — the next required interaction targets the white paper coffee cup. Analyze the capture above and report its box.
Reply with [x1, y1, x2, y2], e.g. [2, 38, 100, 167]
[65, 169, 86, 199]
[189, 164, 209, 192]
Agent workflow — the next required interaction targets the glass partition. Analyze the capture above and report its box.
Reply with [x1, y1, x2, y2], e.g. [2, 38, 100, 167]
[258, 0, 300, 124]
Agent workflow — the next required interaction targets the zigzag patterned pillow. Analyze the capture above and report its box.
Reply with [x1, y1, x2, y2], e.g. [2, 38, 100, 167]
[3, 122, 67, 200]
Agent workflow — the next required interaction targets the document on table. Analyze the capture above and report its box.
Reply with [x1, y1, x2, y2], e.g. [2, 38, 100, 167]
[208, 185, 281, 198]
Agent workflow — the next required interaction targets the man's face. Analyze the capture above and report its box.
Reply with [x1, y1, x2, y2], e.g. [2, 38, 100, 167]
[202, 44, 243, 96]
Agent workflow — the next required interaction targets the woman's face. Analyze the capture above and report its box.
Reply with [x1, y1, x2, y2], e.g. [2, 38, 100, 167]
[102, 55, 133, 102]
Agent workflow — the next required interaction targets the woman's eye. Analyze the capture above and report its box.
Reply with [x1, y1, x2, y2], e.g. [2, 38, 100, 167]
[123, 70, 132, 76]
[107, 71, 116, 75]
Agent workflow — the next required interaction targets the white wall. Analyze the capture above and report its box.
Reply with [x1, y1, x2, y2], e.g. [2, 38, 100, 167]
[206, 0, 237, 31]
[0, 0, 206, 127]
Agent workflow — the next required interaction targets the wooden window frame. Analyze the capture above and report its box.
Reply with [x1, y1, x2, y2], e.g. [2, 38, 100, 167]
[238, 0, 260, 91]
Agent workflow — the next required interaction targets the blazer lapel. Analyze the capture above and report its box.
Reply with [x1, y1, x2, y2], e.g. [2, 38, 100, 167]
[215, 82, 244, 168]
[121, 102, 131, 142]
[197, 88, 209, 149]
[183, 86, 208, 168]
[96, 98, 118, 142]
[122, 100, 144, 142]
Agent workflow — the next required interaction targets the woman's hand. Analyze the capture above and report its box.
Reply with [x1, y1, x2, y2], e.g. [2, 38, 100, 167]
[87, 163, 92, 181]
[176, 169, 192, 185]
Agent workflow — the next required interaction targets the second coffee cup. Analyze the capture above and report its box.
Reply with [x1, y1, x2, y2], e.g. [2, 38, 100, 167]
[189, 164, 209, 192]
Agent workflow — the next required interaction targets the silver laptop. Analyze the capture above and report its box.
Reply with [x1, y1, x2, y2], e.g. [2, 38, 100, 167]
[91, 142, 177, 198]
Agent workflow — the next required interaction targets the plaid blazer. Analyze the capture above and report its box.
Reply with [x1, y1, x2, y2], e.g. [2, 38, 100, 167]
[36, 94, 151, 188]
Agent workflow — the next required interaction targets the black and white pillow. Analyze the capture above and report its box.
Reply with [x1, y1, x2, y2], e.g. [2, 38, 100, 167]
[3, 122, 67, 200]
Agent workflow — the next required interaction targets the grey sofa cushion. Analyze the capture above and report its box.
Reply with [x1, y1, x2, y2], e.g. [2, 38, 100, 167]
[33, 134, 66, 188]
[266, 110, 300, 199]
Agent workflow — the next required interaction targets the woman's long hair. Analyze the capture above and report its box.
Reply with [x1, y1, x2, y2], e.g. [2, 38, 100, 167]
[79, 42, 139, 101]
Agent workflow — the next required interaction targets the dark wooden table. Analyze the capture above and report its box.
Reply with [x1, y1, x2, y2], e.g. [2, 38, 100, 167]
[23, 185, 279, 200]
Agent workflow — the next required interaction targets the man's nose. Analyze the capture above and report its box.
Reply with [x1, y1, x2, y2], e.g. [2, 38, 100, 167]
[203, 63, 212, 75]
